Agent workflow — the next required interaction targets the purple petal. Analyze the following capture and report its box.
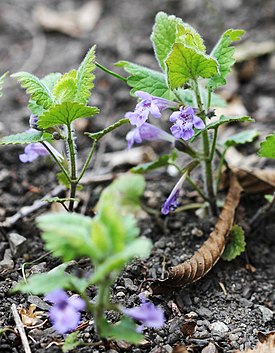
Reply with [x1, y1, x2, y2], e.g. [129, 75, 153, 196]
[45, 289, 69, 304]
[149, 102, 162, 118]
[68, 296, 86, 311]
[193, 115, 205, 129]
[19, 143, 49, 163]
[126, 128, 142, 149]
[49, 305, 80, 334]
[135, 91, 152, 100]
[169, 111, 181, 123]
[170, 124, 182, 139]
[181, 128, 194, 140]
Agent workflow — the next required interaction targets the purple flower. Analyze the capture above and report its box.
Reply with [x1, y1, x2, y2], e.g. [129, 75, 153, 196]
[122, 294, 165, 332]
[125, 91, 177, 127]
[170, 107, 205, 140]
[29, 114, 39, 130]
[19, 143, 49, 163]
[45, 289, 86, 334]
[161, 172, 188, 215]
[126, 122, 175, 149]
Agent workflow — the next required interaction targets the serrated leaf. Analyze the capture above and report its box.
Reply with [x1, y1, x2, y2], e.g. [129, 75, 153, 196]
[192, 115, 254, 140]
[166, 43, 219, 89]
[151, 12, 182, 71]
[12, 72, 55, 110]
[53, 70, 77, 103]
[224, 129, 259, 147]
[0, 71, 8, 97]
[62, 332, 80, 352]
[38, 102, 99, 129]
[38, 213, 99, 262]
[75, 46, 96, 104]
[98, 317, 143, 344]
[0, 131, 52, 145]
[258, 134, 275, 159]
[208, 29, 245, 91]
[116, 61, 174, 99]
[131, 152, 177, 174]
[176, 23, 206, 52]
[222, 224, 246, 261]
[13, 267, 72, 294]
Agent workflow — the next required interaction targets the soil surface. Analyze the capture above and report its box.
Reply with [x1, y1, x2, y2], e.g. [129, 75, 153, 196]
[0, 0, 274, 352]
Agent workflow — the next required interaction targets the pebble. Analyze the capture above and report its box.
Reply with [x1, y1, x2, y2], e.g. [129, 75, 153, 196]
[116, 291, 125, 298]
[239, 297, 253, 307]
[194, 329, 210, 339]
[196, 306, 213, 319]
[210, 321, 229, 337]
[257, 305, 274, 322]
[8, 232, 27, 257]
[0, 249, 14, 271]
[201, 342, 218, 353]
[124, 278, 138, 292]
[162, 344, 173, 353]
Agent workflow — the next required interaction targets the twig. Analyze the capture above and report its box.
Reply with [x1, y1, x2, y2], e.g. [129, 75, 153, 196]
[0, 185, 65, 228]
[11, 303, 32, 353]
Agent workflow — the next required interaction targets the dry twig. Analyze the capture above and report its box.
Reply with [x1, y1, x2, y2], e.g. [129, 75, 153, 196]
[11, 303, 32, 353]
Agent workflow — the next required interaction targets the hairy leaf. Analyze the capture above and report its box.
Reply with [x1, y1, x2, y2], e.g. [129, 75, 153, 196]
[116, 61, 174, 99]
[75, 46, 96, 104]
[53, 70, 77, 103]
[38, 102, 99, 129]
[151, 12, 182, 71]
[0, 71, 8, 97]
[166, 43, 219, 89]
[258, 134, 275, 159]
[12, 72, 55, 110]
[42, 72, 62, 91]
[221, 224, 246, 261]
[98, 317, 143, 344]
[131, 151, 177, 173]
[176, 23, 206, 52]
[151, 174, 242, 294]
[224, 129, 259, 147]
[0, 131, 52, 145]
[208, 29, 245, 91]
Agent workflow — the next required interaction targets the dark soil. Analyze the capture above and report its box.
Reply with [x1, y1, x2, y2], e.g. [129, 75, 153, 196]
[0, 0, 274, 352]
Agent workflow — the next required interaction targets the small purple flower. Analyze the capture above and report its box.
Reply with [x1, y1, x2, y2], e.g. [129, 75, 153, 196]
[161, 172, 187, 215]
[29, 114, 39, 130]
[125, 91, 177, 127]
[170, 107, 205, 140]
[45, 289, 85, 334]
[19, 143, 49, 163]
[122, 294, 165, 333]
[126, 122, 175, 149]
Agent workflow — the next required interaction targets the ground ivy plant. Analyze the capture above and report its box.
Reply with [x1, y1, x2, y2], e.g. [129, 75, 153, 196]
[99, 12, 258, 217]
[0, 47, 130, 212]
[14, 174, 165, 348]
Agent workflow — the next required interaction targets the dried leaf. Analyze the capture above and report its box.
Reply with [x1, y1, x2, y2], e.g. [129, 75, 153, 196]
[180, 321, 196, 337]
[222, 167, 275, 194]
[19, 304, 44, 327]
[33, 1, 102, 38]
[151, 174, 242, 294]
[172, 344, 190, 353]
[233, 332, 275, 352]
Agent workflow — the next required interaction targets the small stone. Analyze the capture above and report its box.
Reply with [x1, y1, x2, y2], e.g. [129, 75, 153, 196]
[257, 305, 274, 322]
[202, 342, 218, 353]
[28, 295, 51, 311]
[191, 227, 203, 237]
[210, 321, 229, 337]
[0, 249, 14, 271]
[196, 306, 213, 319]
[8, 233, 27, 257]
[194, 329, 210, 339]
[239, 298, 253, 307]
[124, 278, 138, 292]
[116, 291, 125, 298]
[228, 333, 239, 341]
[162, 344, 173, 353]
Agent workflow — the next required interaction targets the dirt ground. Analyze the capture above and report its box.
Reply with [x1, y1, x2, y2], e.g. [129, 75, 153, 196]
[0, 0, 274, 352]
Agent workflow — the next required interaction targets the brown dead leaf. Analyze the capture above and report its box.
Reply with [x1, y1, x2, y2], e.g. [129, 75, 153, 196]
[33, 1, 102, 37]
[19, 304, 44, 327]
[172, 344, 190, 353]
[151, 174, 242, 294]
[222, 167, 275, 194]
[180, 320, 197, 338]
[233, 333, 275, 353]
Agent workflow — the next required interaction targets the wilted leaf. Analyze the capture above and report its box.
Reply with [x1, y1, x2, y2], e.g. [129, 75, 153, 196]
[151, 174, 242, 294]
[19, 304, 44, 327]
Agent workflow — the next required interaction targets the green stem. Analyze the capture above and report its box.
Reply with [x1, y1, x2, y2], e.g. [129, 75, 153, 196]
[215, 149, 227, 193]
[209, 127, 218, 162]
[193, 80, 217, 216]
[67, 123, 77, 212]
[186, 175, 210, 202]
[85, 118, 129, 141]
[76, 140, 97, 183]
[41, 141, 71, 184]
[95, 62, 127, 82]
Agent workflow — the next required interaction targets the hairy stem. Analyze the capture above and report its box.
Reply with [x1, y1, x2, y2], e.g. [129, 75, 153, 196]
[77, 140, 97, 183]
[193, 80, 217, 216]
[95, 62, 127, 82]
[67, 123, 78, 211]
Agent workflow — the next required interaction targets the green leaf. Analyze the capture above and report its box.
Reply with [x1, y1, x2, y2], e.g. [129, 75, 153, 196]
[62, 332, 80, 352]
[176, 23, 206, 52]
[116, 61, 173, 99]
[13, 267, 72, 294]
[175, 88, 226, 107]
[208, 29, 245, 91]
[12, 72, 55, 110]
[166, 43, 219, 89]
[53, 70, 77, 103]
[131, 151, 177, 174]
[37, 213, 99, 262]
[0, 71, 8, 97]
[57, 171, 70, 188]
[222, 224, 246, 261]
[265, 194, 274, 203]
[75, 46, 96, 104]
[38, 102, 99, 129]
[43, 197, 79, 204]
[224, 129, 259, 147]
[98, 317, 143, 344]
[192, 115, 254, 141]
[0, 131, 52, 145]
[258, 134, 275, 159]
[151, 12, 182, 71]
